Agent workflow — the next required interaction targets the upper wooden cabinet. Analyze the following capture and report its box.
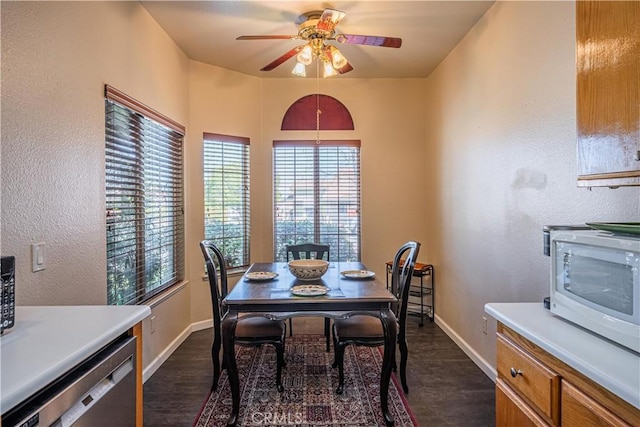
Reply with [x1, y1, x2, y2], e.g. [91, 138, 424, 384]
[576, 1, 640, 187]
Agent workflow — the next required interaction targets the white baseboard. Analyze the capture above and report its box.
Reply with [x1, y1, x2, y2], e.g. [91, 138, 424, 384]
[434, 314, 497, 382]
[142, 319, 214, 383]
[191, 318, 214, 332]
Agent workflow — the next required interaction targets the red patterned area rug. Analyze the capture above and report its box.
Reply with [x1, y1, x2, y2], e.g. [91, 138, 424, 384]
[193, 334, 418, 427]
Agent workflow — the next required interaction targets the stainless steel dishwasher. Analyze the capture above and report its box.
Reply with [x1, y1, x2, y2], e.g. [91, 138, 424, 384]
[3, 334, 137, 427]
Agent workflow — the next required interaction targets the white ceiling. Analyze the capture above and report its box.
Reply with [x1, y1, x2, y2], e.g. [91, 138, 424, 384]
[141, 1, 495, 79]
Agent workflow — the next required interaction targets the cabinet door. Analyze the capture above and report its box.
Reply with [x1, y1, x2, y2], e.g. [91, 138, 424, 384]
[562, 381, 631, 427]
[496, 379, 549, 427]
[576, 1, 640, 187]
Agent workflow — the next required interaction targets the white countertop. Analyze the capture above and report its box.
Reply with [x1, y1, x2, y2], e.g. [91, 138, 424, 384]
[485, 302, 640, 410]
[0, 305, 150, 414]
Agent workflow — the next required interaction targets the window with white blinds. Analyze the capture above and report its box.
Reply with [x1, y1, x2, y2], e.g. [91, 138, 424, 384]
[203, 133, 250, 268]
[273, 140, 361, 262]
[105, 85, 185, 305]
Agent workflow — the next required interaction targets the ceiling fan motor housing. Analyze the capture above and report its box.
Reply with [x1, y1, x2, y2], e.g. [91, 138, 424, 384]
[298, 16, 332, 40]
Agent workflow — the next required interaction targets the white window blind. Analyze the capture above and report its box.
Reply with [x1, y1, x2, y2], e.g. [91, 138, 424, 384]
[203, 133, 250, 268]
[273, 140, 361, 262]
[105, 85, 185, 305]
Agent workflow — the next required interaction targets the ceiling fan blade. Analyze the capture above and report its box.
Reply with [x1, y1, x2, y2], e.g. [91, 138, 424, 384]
[260, 45, 304, 71]
[316, 8, 346, 33]
[336, 62, 353, 75]
[237, 35, 297, 41]
[337, 34, 402, 48]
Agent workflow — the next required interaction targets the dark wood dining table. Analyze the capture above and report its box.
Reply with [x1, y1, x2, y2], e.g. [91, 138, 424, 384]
[221, 261, 399, 426]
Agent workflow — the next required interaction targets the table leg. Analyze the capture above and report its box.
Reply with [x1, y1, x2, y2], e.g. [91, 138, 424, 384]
[221, 311, 239, 426]
[380, 309, 397, 426]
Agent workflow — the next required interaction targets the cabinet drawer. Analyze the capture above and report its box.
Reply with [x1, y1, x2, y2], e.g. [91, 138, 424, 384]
[562, 381, 632, 427]
[497, 334, 560, 424]
[496, 379, 549, 427]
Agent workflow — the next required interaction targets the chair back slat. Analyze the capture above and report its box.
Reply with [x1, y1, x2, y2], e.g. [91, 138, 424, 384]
[286, 243, 330, 261]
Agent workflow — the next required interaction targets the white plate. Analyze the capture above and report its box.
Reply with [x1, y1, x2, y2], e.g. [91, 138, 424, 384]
[290, 284, 329, 297]
[340, 270, 375, 279]
[245, 271, 279, 281]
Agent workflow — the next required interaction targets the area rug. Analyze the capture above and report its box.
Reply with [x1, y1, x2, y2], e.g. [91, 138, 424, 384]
[193, 334, 418, 427]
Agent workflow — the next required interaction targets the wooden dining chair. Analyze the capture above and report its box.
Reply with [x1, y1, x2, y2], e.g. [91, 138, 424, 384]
[286, 243, 332, 351]
[200, 240, 287, 392]
[331, 241, 421, 395]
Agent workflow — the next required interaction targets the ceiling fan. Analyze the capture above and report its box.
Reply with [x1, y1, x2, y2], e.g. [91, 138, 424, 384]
[236, 8, 402, 77]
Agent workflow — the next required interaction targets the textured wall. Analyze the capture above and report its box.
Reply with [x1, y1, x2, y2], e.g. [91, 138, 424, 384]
[185, 73, 430, 326]
[4, 0, 638, 383]
[1, 1, 189, 305]
[186, 61, 263, 324]
[423, 1, 640, 373]
[0, 1, 190, 369]
[261, 78, 430, 278]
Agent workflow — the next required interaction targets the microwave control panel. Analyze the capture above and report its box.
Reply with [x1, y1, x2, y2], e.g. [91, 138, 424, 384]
[1, 255, 16, 333]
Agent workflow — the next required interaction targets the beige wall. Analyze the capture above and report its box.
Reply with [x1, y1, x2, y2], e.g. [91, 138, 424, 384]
[186, 61, 263, 323]
[1, 1, 191, 371]
[424, 1, 640, 375]
[186, 72, 429, 325]
[3, 0, 639, 385]
[1, 2, 429, 377]
[261, 78, 429, 276]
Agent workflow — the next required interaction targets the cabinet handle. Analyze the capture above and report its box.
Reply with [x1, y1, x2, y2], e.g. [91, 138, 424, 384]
[635, 151, 640, 161]
[510, 367, 523, 378]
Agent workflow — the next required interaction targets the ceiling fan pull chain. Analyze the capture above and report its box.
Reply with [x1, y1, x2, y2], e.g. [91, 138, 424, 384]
[316, 107, 322, 144]
[316, 61, 321, 145]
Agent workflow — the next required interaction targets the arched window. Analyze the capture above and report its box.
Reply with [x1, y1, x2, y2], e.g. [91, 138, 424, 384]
[281, 94, 354, 130]
[274, 95, 360, 262]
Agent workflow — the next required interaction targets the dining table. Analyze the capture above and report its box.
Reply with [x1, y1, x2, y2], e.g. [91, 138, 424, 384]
[221, 261, 399, 426]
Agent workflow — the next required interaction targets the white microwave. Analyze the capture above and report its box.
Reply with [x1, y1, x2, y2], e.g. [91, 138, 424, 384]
[550, 229, 640, 354]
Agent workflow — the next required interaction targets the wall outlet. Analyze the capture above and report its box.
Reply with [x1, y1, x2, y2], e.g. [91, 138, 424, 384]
[150, 315, 156, 334]
[482, 316, 488, 335]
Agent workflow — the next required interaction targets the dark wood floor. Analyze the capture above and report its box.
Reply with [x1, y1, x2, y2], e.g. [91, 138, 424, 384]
[143, 317, 496, 426]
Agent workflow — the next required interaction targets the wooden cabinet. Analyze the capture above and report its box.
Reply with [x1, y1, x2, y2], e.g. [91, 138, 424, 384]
[496, 378, 549, 426]
[576, 1, 640, 187]
[496, 324, 640, 427]
[562, 381, 631, 427]
[497, 334, 560, 425]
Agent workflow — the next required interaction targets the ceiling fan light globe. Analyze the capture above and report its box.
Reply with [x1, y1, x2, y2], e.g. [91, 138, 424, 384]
[323, 62, 337, 78]
[297, 45, 313, 65]
[329, 46, 348, 69]
[292, 62, 306, 77]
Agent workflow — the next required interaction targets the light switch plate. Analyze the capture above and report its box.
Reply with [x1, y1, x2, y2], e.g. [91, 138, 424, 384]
[32, 243, 46, 272]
